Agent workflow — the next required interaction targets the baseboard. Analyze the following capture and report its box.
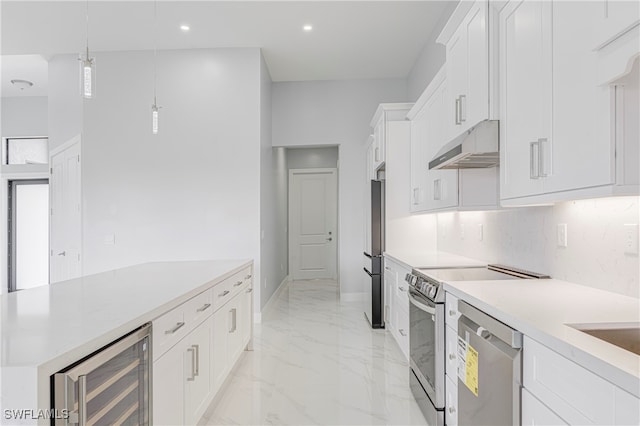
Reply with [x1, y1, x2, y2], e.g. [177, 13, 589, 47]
[340, 292, 365, 302]
[255, 275, 289, 323]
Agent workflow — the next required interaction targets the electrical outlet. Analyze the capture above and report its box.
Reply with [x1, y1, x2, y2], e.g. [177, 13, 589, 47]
[460, 223, 465, 240]
[557, 224, 568, 248]
[477, 224, 484, 241]
[624, 224, 639, 255]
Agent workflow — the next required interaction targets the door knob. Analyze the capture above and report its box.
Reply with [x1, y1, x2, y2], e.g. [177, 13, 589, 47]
[57, 251, 66, 256]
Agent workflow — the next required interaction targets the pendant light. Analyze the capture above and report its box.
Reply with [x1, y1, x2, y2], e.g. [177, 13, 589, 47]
[151, 0, 161, 134]
[80, 0, 95, 98]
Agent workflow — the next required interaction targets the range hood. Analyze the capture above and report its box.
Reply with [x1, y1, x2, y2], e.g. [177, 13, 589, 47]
[428, 120, 500, 170]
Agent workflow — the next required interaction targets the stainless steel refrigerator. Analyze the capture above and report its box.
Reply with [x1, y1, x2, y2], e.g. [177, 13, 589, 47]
[363, 179, 384, 329]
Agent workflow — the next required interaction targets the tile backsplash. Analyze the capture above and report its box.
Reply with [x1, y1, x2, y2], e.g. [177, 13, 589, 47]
[437, 196, 640, 298]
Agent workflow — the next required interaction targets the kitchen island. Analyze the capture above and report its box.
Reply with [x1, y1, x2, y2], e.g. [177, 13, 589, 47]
[0, 259, 253, 426]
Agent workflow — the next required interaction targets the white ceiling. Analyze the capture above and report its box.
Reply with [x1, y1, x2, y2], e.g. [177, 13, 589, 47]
[1, 55, 49, 97]
[1, 1, 452, 96]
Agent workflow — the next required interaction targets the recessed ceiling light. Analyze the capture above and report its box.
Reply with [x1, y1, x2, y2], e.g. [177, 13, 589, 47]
[10, 79, 33, 90]
[303, 25, 313, 32]
[180, 25, 190, 32]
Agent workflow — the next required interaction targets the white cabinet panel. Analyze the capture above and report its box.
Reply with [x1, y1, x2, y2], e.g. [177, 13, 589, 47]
[592, 0, 640, 49]
[615, 387, 640, 426]
[499, 0, 551, 199]
[445, 325, 458, 378]
[522, 387, 568, 426]
[445, 375, 458, 426]
[523, 337, 615, 425]
[184, 319, 212, 425]
[153, 345, 184, 426]
[212, 305, 229, 394]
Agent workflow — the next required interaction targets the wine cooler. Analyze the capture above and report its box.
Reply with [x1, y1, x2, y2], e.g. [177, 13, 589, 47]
[53, 324, 151, 426]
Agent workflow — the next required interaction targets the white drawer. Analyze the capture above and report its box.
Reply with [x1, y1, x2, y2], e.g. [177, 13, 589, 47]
[153, 304, 186, 360]
[213, 275, 236, 311]
[391, 307, 409, 360]
[523, 337, 615, 425]
[445, 292, 460, 330]
[445, 324, 458, 378]
[183, 288, 213, 326]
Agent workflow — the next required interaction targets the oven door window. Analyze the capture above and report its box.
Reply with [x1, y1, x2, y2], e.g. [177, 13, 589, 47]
[409, 289, 438, 395]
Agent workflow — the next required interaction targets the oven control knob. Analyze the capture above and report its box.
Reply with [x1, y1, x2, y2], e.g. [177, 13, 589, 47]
[429, 286, 437, 298]
[405, 273, 412, 283]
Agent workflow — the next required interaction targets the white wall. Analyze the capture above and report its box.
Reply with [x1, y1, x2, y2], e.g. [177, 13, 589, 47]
[436, 197, 640, 298]
[259, 52, 288, 314]
[406, 1, 458, 101]
[1, 97, 48, 138]
[62, 49, 264, 311]
[287, 146, 338, 170]
[272, 78, 407, 296]
[48, 55, 83, 151]
[272, 147, 289, 288]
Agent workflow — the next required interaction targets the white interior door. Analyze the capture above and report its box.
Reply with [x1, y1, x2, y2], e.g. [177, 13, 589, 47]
[289, 168, 338, 280]
[50, 138, 82, 283]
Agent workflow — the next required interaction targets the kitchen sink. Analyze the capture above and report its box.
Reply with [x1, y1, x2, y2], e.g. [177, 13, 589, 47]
[568, 323, 640, 356]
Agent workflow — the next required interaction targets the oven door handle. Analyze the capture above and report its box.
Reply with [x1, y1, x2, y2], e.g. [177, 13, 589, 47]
[408, 291, 436, 315]
[363, 267, 374, 277]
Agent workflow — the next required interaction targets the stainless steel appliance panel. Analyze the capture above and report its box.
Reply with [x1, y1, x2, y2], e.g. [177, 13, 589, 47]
[54, 324, 151, 426]
[408, 287, 445, 410]
[410, 369, 444, 426]
[457, 302, 522, 426]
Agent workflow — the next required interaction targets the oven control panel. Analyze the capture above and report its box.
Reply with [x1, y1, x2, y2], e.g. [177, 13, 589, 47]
[405, 272, 440, 301]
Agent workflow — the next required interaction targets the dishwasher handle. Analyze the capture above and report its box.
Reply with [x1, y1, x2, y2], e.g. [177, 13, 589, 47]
[458, 301, 522, 349]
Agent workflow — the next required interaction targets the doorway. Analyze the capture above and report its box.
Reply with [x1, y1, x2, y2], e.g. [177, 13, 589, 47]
[288, 168, 338, 280]
[8, 179, 50, 291]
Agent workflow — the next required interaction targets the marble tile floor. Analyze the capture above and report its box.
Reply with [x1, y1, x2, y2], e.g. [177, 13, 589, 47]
[200, 279, 427, 426]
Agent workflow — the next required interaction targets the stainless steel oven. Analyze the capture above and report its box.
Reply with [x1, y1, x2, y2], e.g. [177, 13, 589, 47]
[405, 265, 548, 426]
[408, 286, 445, 426]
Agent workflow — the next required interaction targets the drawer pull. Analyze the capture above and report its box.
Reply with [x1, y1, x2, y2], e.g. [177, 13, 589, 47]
[219, 290, 230, 298]
[244, 274, 252, 280]
[197, 303, 211, 312]
[399, 329, 407, 337]
[398, 287, 406, 292]
[234, 281, 243, 287]
[449, 407, 455, 414]
[449, 353, 456, 360]
[449, 310, 457, 316]
[165, 322, 185, 335]
[187, 347, 196, 381]
[246, 288, 253, 293]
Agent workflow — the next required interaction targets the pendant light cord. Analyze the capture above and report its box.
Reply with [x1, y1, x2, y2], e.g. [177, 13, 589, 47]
[153, 0, 158, 103]
[85, 0, 90, 57]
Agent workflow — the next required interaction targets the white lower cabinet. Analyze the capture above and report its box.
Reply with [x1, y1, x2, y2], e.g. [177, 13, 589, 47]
[383, 256, 411, 359]
[445, 375, 458, 426]
[153, 266, 253, 425]
[523, 336, 639, 425]
[522, 387, 568, 426]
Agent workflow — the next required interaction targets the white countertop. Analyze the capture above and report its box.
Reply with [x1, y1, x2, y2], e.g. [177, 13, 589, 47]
[384, 250, 486, 270]
[0, 259, 251, 417]
[444, 279, 640, 398]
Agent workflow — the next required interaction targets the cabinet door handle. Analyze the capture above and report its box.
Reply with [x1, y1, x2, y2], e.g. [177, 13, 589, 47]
[459, 94, 466, 122]
[192, 344, 200, 376]
[219, 290, 230, 298]
[246, 287, 253, 293]
[78, 375, 87, 425]
[375, 147, 380, 162]
[187, 347, 196, 381]
[538, 138, 548, 177]
[165, 322, 185, 335]
[229, 308, 237, 333]
[197, 303, 211, 312]
[398, 287, 406, 292]
[412, 187, 419, 205]
[449, 353, 456, 360]
[399, 329, 407, 337]
[455, 97, 461, 125]
[449, 309, 457, 316]
[529, 141, 540, 179]
[449, 407, 456, 414]
[244, 274, 252, 280]
[434, 179, 441, 200]
[234, 281, 243, 287]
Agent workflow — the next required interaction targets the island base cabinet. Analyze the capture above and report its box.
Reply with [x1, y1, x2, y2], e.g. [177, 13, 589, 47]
[212, 305, 230, 394]
[153, 320, 211, 426]
[522, 388, 568, 426]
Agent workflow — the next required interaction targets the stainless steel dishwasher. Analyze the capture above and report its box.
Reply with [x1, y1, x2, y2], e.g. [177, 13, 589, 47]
[456, 301, 522, 425]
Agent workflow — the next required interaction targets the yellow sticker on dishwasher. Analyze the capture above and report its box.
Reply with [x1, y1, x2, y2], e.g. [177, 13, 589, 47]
[465, 344, 479, 396]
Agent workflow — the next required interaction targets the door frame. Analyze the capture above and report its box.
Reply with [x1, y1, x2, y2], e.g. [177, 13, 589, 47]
[49, 134, 83, 283]
[7, 179, 50, 292]
[288, 168, 339, 281]
[0, 136, 49, 293]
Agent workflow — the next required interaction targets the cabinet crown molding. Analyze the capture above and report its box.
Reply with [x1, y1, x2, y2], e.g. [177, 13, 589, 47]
[369, 103, 414, 128]
[436, 1, 475, 45]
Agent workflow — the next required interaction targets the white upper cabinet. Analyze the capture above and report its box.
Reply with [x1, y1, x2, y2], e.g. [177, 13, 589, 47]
[369, 104, 414, 172]
[499, 0, 637, 204]
[408, 68, 458, 212]
[438, 0, 495, 136]
[499, 0, 551, 199]
[592, 0, 640, 50]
